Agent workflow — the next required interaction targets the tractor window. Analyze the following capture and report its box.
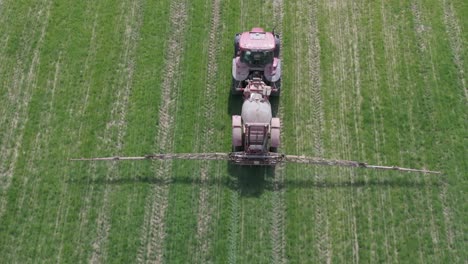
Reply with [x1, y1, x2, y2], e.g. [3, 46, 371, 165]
[240, 50, 274, 66]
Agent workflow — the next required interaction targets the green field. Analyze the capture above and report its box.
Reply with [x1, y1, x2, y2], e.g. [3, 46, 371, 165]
[0, 0, 466, 263]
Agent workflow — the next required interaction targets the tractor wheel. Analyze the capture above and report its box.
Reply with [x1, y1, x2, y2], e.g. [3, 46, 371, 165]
[232, 145, 243, 152]
[270, 78, 281, 96]
[233, 34, 240, 58]
[274, 34, 281, 57]
[231, 78, 242, 95]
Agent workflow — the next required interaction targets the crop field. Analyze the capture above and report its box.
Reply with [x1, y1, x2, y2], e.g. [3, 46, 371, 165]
[0, 0, 466, 263]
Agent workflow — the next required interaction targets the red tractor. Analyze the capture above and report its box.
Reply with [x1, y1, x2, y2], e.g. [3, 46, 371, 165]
[232, 27, 281, 96]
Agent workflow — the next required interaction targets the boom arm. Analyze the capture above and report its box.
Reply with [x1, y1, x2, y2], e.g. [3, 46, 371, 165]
[71, 152, 441, 174]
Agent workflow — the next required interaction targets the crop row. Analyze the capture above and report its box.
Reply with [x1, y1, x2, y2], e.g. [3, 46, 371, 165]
[0, 0, 465, 263]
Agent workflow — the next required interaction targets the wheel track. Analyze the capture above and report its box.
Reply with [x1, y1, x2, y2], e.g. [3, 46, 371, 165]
[331, 8, 350, 261]
[270, 0, 286, 263]
[45, 55, 69, 263]
[8, 133, 41, 262]
[410, 2, 445, 261]
[90, 1, 143, 263]
[192, 0, 222, 262]
[361, 3, 379, 261]
[0, 0, 12, 108]
[328, 1, 362, 262]
[349, 1, 362, 262]
[290, 1, 328, 262]
[439, 0, 462, 256]
[10, 29, 61, 262]
[441, 0, 466, 101]
[0, 0, 51, 223]
[136, 1, 187, 263]
[379, 1, 405, 261]
[72, 7, 99, 262]
[0, 33, 9, 120]
[321, 0, 361, 263]
[227, 182, 240, 264]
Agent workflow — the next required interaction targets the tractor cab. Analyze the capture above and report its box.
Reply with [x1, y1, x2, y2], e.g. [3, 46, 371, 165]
[235, 27, 279, 67]
[232, 27, 282, 96]
[240, 50, 274, 66]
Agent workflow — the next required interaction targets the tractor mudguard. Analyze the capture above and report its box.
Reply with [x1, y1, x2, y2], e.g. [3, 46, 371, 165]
[232, 115, 243, 147]
[264, 59, 281, 83]
[270, 117, 280, 148]
[232, 58, 249, 81]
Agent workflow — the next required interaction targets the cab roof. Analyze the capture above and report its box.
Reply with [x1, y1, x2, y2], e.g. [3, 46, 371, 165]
[239, 28, 275, 51]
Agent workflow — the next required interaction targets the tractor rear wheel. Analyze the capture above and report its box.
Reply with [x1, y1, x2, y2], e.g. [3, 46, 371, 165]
[270, 78, 281, 96]
[231, 78, 242, 95]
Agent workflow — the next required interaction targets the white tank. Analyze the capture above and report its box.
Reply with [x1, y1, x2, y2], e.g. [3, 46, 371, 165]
[241, 93, 272, 123]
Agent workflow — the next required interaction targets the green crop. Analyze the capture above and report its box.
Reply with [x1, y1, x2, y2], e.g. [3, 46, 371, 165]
[0, 0, 465, 263]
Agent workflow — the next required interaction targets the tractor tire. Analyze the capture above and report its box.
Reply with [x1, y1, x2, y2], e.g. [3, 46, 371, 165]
[231, 78, 242, 95]
[270, 78, 281, 96]
[232, 145, 243, 152]
[274, 34, 281, 57]
[233, 34, 241, 58]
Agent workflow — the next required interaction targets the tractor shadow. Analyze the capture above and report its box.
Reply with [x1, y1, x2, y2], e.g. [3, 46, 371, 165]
[227, 92, 243, 115]
[70, 163, 439, 195]
[269, 95, 280, 117]
[227, 162, 276, 197]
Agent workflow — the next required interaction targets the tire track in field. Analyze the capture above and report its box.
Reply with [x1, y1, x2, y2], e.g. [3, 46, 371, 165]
[322, 0, 358, 263]
[227, 2, 244, 262]
[410, 2, 445, 261]
[291, 2, 303, 259]
[9, 133, 42, 262]
[410, 1, 456, 261]
[290, 1, 326, 262]
[136, 2, 187, 263]
[227, 0, 252, 260]
[72, 7, 99, 262]
[439, 0, 463, 254]
[368, 39, 384, 264]
[32, 52, 62, 260]
[364, 5, 379, 258]
[89, 1, 143, 263]
[0, 0, 51, 222]
[271, 1, 286, 263]
[326, 1, 363, 262]
[47, 55, 64, 249]
[378, 1, 405, 261]
[192, 0, 221, 262]
[5, 2, 55, 260]
[0, 35, 9, 114]
[382, 1, 437, 261]
[227, 181, 240, 264]
[441, 0, 466, 101]
[348, 2, 362, 262]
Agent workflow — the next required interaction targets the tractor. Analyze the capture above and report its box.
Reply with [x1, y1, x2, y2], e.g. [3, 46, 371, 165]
[232, 27, 281, 96]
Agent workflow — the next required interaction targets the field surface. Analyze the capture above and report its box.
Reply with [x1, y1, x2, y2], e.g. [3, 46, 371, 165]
[0, 0, 466, 263]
